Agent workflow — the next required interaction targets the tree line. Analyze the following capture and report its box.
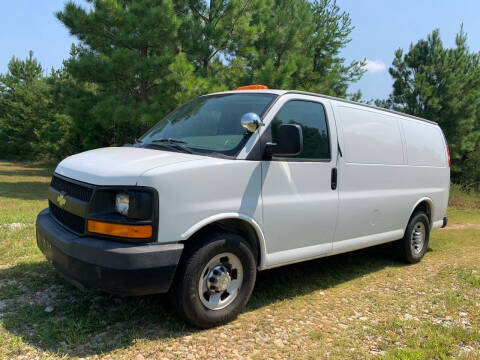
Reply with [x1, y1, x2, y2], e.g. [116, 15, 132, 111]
[0, 0, 478, 186]
[0, 0, 363, 159]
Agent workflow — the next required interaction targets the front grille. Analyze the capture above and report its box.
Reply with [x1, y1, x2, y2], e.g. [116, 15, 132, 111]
[49, 201, 85, 233]
[50, 175, 93, 202]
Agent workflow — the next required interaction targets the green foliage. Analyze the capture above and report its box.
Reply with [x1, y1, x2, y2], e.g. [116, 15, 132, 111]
[381, 28, 480, 186]
[0, 0, 363, 159]
[0, 53, 102, 160]
[0, 52, 46, 158]
[242, 0, 365, 93]
[56, 0, 183, 144]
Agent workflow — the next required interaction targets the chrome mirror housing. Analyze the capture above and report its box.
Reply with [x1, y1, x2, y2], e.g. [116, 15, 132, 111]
[241, 112, 263, 132]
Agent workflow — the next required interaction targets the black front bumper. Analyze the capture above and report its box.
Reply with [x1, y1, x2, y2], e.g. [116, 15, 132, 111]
[36, 209, 183, 296]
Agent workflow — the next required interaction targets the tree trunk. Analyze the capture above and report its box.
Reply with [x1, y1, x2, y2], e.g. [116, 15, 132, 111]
[140, 45, 150, 104]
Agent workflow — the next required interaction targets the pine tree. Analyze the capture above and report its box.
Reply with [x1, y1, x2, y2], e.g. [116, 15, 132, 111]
[0, 52, 50, 159]
[243, 0, 365, 96]
[57, 0, 182, 144]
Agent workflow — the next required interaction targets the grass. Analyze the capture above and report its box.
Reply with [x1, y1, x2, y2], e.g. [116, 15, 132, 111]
[456, 268, 480, 288]
[0, 160, 479, 359]
[449, 183, 480, 209]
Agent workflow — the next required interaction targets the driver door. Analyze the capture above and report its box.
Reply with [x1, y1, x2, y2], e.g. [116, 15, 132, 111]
[261, 95, 339, 268]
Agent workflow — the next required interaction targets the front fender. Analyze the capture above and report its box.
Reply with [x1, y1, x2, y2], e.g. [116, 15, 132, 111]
[180, 212, 268, 269]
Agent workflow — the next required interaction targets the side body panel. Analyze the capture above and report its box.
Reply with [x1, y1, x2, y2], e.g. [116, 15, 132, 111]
[332, 100, 449, 253]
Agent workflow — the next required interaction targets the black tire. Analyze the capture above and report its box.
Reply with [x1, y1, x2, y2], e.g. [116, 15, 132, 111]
[396, 211, 430, 263]
[171, 231, 257, 328]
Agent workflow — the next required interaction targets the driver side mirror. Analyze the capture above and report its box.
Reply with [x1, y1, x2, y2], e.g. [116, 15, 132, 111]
[265, 124, 303, 156]
[241, 112, 263, 132]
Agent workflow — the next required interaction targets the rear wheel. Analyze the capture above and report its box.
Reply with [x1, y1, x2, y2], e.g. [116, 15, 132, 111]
[396, 211, 430, 263]
[171, 231, 257, 328]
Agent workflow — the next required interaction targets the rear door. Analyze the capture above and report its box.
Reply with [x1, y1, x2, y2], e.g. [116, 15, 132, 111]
[261, 94, 339, 267]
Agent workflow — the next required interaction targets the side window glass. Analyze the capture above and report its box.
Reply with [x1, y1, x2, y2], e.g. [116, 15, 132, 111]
[271, 100, 330, 160]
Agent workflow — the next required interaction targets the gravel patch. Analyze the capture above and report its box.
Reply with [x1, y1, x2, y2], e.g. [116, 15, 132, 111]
[0, 222, 31, 231]
[444, 223, 480, 230]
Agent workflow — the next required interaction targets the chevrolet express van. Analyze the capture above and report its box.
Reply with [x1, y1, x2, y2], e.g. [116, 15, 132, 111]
[36, 86, 450, 328]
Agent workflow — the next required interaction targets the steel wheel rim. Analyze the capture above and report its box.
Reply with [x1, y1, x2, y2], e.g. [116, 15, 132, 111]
[410, 221, 426, 255]
[198, 252, 244, 310]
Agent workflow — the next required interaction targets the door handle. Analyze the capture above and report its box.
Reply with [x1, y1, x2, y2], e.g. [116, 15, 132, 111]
[331, 168, 337, 190]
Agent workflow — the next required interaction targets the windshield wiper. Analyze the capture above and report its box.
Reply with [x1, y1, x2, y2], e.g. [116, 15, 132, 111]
[151, 138, 187, 144]
[148, 138, 194, 154]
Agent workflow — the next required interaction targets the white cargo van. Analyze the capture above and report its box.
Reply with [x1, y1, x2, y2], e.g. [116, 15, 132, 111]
[36, 86, 450, 328]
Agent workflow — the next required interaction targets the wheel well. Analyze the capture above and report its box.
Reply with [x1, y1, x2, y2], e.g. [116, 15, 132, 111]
[412, 200, 432, 224]
[182, 219, 261, 266]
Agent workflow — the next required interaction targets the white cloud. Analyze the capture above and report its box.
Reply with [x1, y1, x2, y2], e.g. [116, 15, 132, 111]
[363, 59, 387, 73]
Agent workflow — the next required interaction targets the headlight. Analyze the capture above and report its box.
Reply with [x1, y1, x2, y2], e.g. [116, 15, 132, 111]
[88, 188, 156, 242]
[115, 193, 130, 216]
[114, 191, 153, 219]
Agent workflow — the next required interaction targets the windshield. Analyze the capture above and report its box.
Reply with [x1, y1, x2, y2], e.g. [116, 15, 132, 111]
[140, 93, 277, 156]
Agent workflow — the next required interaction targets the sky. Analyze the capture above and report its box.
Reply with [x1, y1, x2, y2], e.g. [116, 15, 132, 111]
[1, 0, 480, 100]
[0, 1, 77, 74]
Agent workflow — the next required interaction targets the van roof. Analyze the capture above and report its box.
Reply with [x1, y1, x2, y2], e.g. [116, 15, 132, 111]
[207, 89, 438, 126]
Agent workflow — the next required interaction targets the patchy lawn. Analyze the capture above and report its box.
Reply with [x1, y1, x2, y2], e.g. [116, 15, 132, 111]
[0, 161, 479, 359]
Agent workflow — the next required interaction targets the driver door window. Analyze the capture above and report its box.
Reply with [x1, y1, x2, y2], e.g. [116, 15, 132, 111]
[271, 100, 330, 161]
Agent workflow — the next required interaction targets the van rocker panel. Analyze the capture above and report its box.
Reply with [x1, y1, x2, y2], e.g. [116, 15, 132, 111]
[36, 209, 183, 295]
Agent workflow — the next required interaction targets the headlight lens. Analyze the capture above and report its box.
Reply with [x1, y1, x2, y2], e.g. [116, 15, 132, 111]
[113, 191, 153, 219]
[115, 193, 130, 216]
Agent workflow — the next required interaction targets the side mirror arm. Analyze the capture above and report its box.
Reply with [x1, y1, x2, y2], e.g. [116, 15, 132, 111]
[264, 142, 279, 157]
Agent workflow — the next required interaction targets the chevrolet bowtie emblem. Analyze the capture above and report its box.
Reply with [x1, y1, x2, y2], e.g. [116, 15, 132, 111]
[57, 192, 67, 208]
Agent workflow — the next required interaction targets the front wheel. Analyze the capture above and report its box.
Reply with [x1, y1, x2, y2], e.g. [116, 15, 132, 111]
[396, 211, 430, 263]
[171, 231, 257, 328]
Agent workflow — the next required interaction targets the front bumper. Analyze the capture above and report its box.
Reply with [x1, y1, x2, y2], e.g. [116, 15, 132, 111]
[36, 209, 183, 296]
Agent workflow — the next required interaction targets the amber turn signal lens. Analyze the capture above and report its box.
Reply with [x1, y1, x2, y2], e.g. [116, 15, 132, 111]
[236, 84, 268, 90]
[87, 220, 152, 239]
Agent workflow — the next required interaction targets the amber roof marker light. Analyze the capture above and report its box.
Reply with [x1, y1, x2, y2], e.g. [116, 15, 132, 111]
[236, 84, 269, 90]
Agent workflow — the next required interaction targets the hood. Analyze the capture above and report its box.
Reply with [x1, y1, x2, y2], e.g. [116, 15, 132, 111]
[55, 147, 203, 185]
